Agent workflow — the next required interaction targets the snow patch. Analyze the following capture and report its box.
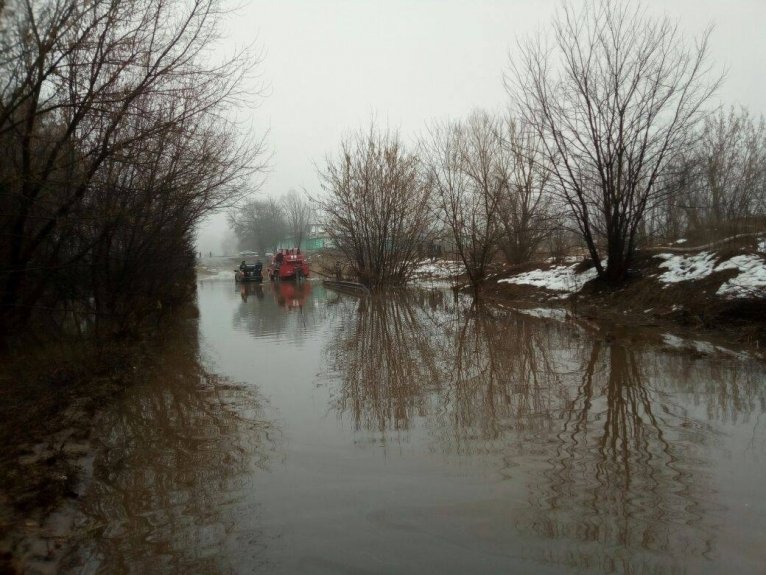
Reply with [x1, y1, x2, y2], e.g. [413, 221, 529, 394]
[545, 255, 582, 264]
[662, 333, 749, 359]
[655, 250, 766, 298]
[662, 334, 685, 349]
[498, 263, 598, 295]
[412, 259, 463, 280]
[715, 254, 766, 298]
[655, 252, 717, 283]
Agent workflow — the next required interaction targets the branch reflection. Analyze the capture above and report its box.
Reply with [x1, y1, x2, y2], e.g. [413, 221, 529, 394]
[63, 319, 276, 574]
[328, 290, 445, 432]
[325, 289, 766, 571]
[522, 342, 716, 571]
[432, 304, 571, 456]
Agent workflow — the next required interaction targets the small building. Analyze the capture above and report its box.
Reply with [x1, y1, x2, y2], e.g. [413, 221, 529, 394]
[277, 223, 334, 252]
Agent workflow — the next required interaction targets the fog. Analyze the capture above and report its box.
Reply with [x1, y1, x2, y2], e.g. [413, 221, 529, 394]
[196, 0, 766, 255]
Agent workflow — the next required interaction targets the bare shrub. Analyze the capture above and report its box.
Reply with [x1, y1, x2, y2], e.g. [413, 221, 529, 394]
[422, 111, 506, 288]
[497, 116, 558, 264]
[317, 123, 432, 288]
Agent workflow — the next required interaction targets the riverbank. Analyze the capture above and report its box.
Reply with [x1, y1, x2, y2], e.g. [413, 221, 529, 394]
[412, 234, 766, 351]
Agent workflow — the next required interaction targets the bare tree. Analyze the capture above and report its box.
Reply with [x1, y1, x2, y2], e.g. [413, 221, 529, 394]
[676, 108, 765, 236]
[284, 188, 314, 250]
[317, 122, 432, 288]
[0, 0, 265, 344]
[497, 116, 558, 264]
[509, 0, 720, 281]
[422, 110, 507, 289]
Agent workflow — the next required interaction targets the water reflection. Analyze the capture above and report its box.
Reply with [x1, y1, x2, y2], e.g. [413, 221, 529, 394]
[325, 289, 766, 571]
[434, 304, 572, 454]
[327, 291, 445, 432]
[524, 342, 715, 571]
[239, 282, 264, 302]
[232, 282, 317, 341]
[273, 281, 312, 311]
[62, 318, 275, 574]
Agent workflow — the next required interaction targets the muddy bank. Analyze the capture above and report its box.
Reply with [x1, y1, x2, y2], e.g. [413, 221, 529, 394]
[423, 237, 766, 351]
[482, 265, 766, 354]
[484, 286, 765, 364]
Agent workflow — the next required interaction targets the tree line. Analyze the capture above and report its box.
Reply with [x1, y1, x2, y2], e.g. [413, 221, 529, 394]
[228, 190, 313, 256]
[0, 0, 264, 349]
[318, 0, 763, 289]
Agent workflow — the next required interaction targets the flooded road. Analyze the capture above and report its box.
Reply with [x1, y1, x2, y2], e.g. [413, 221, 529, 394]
[63, 280, 766, 574]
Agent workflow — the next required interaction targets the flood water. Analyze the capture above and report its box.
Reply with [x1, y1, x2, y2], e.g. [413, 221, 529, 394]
[62, 279, 766, 574]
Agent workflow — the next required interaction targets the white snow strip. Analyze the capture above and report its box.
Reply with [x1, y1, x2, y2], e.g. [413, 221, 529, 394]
[662, 334, 685, 349]
[758, 238, 766, 254]
[662, 333, 750, 360]
[545, 255, 582, 264]
[498, 263, 597, 294]
[516, 307, 571, 321]
[656, 250, 766, 297]
[655, 251, 717, 283]
[412, 259, 463, 279]
[714, 254, 766, 298]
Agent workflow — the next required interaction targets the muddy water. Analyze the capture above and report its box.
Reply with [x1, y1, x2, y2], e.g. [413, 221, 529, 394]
[62, 280, 766, 574]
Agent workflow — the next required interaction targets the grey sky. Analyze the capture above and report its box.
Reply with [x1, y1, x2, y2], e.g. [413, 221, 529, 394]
[197, 0, 766, 254]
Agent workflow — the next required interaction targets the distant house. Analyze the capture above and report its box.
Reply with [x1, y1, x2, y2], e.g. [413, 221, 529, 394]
[277, 223, 334, 252]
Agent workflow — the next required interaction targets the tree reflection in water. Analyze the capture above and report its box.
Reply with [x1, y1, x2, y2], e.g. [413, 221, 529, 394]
[62, 319, 276, 575]
[231, 281, 318, 342]
[325, 289, 766, 572]
[524, 342, 717, 572]
[327, 290, 446, 433]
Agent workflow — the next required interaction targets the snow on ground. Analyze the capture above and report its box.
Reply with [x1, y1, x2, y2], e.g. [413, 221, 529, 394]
[654, 251, 766, 298]
[545, 255, 583, 264]
[758, 238, 766, 253]
[412, 259, 464, 279]
[715, 254, 766, 298]
[498, 263, 598, 295]
[655, 251, 717, 283]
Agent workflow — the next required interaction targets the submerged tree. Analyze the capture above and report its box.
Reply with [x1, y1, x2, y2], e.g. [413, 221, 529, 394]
[317, 123, 433, 288]
[509, 0, 720, 281]
[0, 0, 265, 344]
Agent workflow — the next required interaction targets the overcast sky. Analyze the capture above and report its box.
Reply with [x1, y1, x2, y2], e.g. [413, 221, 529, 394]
[197, 0, 766, 254]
